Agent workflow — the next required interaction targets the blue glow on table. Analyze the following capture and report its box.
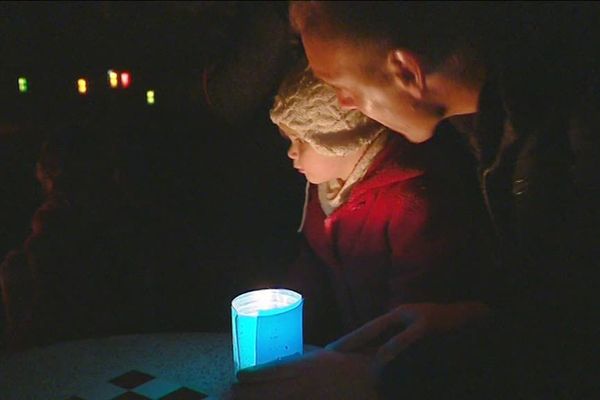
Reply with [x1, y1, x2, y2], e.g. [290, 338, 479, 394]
[231, 288, 303, 372]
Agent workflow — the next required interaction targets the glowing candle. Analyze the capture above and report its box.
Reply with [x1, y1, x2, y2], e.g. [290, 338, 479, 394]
[231, 288, 303, 372]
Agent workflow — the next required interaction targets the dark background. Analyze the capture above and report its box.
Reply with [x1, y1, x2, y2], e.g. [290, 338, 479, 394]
[2, 1, 599, 345]
[0, 2, 304, 335]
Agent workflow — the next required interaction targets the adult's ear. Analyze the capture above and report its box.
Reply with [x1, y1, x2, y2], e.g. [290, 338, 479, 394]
[387, 49, 426, 99]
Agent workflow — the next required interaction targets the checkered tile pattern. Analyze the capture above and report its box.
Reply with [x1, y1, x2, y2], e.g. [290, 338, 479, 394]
[66, 370, 207, 400]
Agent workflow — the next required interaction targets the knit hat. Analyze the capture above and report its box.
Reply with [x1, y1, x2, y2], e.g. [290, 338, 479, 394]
[270, 62, 385, 156]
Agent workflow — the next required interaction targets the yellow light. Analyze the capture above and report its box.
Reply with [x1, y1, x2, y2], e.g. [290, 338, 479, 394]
[77, 78, 87, 95]
[146, 90, 155, 105]
[18, 77, 28, 93]
[108, 70, 119, 88]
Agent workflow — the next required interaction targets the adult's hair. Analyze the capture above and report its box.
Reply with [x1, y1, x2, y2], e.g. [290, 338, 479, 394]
[290, 1, 492, 72]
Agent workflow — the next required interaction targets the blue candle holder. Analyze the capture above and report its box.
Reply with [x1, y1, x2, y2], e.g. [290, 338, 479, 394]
[231, 288, 303, 372]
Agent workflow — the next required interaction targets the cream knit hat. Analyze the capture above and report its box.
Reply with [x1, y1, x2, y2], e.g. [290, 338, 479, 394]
[270, 62, 384, 156]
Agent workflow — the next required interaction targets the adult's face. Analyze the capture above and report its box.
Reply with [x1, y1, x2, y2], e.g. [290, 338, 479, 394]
[302, 32, 441, 143]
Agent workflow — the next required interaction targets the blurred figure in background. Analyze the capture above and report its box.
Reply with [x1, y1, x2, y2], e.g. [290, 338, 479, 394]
[0, 123, 214, 351]
[0, 124, 125, 349]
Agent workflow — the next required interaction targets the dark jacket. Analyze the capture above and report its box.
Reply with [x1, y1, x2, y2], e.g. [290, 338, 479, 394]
[454, 31, 600, 398]
[381, 15, 600, 399]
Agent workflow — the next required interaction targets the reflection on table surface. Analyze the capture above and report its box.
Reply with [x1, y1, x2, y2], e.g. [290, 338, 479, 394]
[0, 332, 234, 400]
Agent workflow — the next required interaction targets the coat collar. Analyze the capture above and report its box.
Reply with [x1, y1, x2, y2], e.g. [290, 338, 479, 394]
[348, 135, 424, 200]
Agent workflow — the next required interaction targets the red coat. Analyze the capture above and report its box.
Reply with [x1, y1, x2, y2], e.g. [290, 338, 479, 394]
[290, 134, 490, 342]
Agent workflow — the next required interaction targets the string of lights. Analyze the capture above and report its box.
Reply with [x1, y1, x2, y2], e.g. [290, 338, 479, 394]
[14, 70, 157, 105]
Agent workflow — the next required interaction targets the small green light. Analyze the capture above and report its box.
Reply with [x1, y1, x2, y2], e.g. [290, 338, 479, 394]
[146, 90, 155, 105]
[18, 77, 28, 93]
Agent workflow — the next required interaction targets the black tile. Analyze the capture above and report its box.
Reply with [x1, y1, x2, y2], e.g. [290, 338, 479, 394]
[112, 391, 152, 400]
[159, 387, 208, 400]
[110, 370, 155, 389]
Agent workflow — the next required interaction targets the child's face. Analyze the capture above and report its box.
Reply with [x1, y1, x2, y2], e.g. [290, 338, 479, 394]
[280, 126, 363, 184]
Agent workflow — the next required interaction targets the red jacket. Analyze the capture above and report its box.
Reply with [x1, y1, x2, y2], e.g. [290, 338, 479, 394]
[289, 134, 490, 343]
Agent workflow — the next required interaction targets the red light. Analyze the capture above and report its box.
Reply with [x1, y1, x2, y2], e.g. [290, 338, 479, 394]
[120, 72, 131, 88]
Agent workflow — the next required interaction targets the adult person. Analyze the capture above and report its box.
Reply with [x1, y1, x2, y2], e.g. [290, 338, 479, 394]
[271, 62, 491, 348]
[225, 2, 599, 399]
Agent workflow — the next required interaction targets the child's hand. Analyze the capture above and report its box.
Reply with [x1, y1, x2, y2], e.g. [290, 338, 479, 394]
[327, 302, 490, 370]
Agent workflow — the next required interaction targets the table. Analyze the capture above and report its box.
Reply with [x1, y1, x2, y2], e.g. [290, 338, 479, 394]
[0, 332, 235, 400]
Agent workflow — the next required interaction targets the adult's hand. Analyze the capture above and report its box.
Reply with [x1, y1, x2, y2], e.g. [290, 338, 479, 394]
[213, 347, 379, 400]
[327, 302, 490, 369]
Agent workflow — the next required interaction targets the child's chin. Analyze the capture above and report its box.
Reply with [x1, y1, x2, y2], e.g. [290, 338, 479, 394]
[307, 176, 326, 185]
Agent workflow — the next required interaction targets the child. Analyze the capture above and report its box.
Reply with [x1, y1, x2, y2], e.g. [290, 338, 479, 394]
[270, 63, 490, 345]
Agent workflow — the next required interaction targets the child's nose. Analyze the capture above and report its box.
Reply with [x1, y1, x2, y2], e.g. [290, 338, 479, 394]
[287, 142, 299, 160]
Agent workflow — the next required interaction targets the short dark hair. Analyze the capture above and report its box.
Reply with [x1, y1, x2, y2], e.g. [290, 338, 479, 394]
[290, 1, 487, 71]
